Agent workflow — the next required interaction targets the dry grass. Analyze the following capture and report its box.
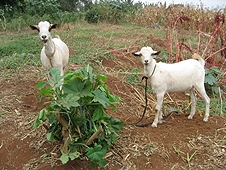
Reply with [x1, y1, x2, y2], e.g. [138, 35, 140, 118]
[129, 4, 225, 33]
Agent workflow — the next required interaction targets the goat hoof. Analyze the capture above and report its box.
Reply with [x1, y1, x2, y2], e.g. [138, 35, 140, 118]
[151, 123, 158, 128]
[203, 117, 208, 122]
[188, 115, 193, 120]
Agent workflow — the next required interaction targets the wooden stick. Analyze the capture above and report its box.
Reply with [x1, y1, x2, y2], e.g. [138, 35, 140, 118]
[86, 126, 103, 146]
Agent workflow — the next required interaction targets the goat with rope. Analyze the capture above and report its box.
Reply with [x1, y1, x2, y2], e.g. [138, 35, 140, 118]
[132, 46, 210, 128]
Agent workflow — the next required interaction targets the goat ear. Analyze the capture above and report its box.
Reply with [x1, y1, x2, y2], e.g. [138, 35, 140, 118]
[153, 51, 161, 55]
[30, 25, 39, 31]
[132, 52, 141, 56]
[49, 24, 57, 31]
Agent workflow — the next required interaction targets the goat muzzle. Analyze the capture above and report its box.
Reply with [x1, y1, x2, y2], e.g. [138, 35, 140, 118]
[42, 39, 48, 43]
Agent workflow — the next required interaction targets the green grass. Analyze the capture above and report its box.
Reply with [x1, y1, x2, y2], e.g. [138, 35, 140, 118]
[0, 34, 41, 71]
[0, 23, 202, 71]
[197, 98, 226, 116]
[0, 38, 39, 56]
[0, 23, 154, 74]
[63, 23, 158, 65]
[0, 31, 41, 71]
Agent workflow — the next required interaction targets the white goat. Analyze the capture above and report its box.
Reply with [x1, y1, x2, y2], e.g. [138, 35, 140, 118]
[133, 46, 210, 128]
[30, 21, 69, 76]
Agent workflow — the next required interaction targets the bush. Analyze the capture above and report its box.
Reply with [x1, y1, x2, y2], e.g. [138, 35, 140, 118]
[205, 67, 224, 95]
[24, 0, 61, 20]
[34, 66, 124, 167]
[58, 11, 78, 23]
[85, 6, 100, 24]
[85, 0, 134, 24]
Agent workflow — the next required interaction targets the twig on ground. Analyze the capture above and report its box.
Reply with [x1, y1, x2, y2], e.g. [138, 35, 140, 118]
[21, 129, 36, 141]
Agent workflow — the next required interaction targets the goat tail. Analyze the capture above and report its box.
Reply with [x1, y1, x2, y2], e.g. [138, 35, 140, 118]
[192, 53, 205, 67]
[55, 34, 61, 39]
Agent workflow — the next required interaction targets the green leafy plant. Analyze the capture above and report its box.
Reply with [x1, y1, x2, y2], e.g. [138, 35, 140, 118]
[84, 0, 134, 24]
[24, 0, 61, 19]
[197, 98, 226, 116]
[85, 6, 100, 24]
[205, 67, 224, 95]
[34, 65, 124, 167]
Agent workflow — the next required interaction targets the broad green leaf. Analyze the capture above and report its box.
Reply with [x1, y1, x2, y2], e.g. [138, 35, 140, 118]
[97, 74, 107, 82]
[212, 86, 219, 94]
[38, 109, 48, 121]
[99, 86, 107, 92]
[69, 151, 81, 160]
[63, 78, 93, 97]
[205, 74, 217, 85]
[58, 94, 80, 109]
[108, 117, 124, 131]
[33, 117, 41, 129]
[92, 107, 104, 121]
[75, 65, 96, 83]
[49, 68, 62, 81]
[63, 78, 83, 95]
[93, 89, 110, 107]
[86, 143, 107, 167]
[77, 67, 89, 79]
[48, 68, 64, 88]
[80, 80, 94, 97]
[108, 94, 121, 103]
[39, 86, 53, 96]
[60, 154, 69, 164]
[36, 81, 47, 90]
[33, 109, 48, 128]
[46, 132, 55, 142]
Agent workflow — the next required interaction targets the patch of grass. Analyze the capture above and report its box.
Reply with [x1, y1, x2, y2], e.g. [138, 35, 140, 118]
[0, 35, 40, 57]
[0, 23, 166, 72]
[197, 97, 226, 116]
[67, 23, 155, 66]
[0, 34, 41, 73]
[0, 52, 40, 70]
[125, 68, 140, 85]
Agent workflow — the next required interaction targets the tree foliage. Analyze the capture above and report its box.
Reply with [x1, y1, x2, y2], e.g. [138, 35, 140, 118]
[58, 0, 93, 12]
[85, 0, 134, 24]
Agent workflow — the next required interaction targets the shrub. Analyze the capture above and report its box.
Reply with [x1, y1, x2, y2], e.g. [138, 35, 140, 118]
[34, 66, 124, 167]
[24, 0, 61, 20]
[85, 0, 134, 24]
[0, 52, 39, 70]
[205, 67, 224, 95]
[85, 6, 100, 23]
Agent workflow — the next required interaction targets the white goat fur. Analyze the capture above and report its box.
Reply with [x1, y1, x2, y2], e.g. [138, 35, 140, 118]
[30, 21, 69, 76]
[133, 46, 210, 128]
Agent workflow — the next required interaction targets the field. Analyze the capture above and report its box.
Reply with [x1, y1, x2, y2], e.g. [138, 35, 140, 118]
[0, 23, 226, 170]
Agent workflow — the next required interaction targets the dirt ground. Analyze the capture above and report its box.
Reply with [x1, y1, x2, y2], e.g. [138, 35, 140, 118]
[0, 47, 226, 170]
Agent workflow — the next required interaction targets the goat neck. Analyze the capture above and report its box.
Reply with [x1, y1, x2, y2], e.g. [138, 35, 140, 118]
[144, 59, 157, 78]
[44, 37, 56, 59]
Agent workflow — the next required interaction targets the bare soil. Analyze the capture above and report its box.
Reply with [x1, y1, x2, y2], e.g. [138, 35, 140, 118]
[0, 47, 225, 170]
